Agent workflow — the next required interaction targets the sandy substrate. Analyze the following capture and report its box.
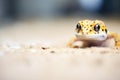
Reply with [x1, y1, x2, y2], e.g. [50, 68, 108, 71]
[0, 19, 120, 80]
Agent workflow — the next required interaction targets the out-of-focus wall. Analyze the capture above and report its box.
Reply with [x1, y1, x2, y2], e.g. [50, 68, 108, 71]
[0, 0, 5, 20]
[17, 0, 76, 18]
[0, 0, 120, 20]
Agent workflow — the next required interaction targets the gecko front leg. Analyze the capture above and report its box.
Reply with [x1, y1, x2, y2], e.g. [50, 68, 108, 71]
[107, 32, 120, 48]
[67, 37, 88, 48]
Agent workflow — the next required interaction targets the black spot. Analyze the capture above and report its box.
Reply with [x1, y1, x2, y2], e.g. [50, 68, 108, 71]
[94, 24, 100, 32]
[90, 25, 92, 27]
[102, 29, 104, 31]
[89, 30, 92, 32]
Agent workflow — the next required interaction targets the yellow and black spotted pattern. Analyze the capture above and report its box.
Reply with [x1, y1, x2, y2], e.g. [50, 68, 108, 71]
[75, 20, 107, 35]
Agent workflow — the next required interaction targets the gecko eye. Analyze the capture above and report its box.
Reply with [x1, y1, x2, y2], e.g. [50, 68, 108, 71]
[94, 24, 100, 32]
[76, 23, 81, 33]
[76, 23, 81, 30]
[105, 29, 107, 33]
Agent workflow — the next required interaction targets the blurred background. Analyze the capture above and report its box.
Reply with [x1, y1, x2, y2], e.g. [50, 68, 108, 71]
[0, 0, 120, 43]
[0, 0, 120, 42]
[0, 0, 120, 22]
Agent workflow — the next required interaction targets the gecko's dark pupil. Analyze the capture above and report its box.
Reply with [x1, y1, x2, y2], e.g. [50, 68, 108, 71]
[105, 29, 107, 33]
[76, 23, 81, 33]
[76, 23, 81, 29]
[94, 24, 100, 32]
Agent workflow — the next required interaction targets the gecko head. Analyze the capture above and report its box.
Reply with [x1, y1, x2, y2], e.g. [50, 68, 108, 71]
[75, 20, 108, 41]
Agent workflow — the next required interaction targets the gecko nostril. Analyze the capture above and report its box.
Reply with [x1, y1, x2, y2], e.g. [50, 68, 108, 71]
[82, 32, 88, 35]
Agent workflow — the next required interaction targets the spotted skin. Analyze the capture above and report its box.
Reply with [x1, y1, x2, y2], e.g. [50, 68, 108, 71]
[67, 20, 120, 48]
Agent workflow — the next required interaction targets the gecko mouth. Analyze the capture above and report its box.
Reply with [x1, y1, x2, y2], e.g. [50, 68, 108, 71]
[75, 33, 107, 41]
